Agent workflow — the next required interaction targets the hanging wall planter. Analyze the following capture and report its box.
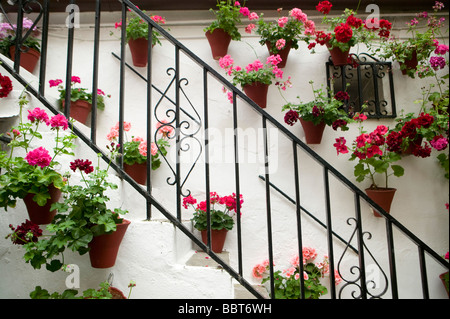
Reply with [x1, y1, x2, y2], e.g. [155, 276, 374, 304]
[23, 184, 61, 225]
[299, 118, 326, 144]
[88, 219, 131, 268]
[201, 228, 228, 253]
[399, 50, 418, 75]
[243, 82, 269, 108]
[205, 28, 232, 60]
[128, 37, 149, 67]
[62, 99, 92, 124]
[326, 43, 349, 66]
[9, 46, 40, 73]
[365, 188, 397, 217]
[124, 162, 147, 185]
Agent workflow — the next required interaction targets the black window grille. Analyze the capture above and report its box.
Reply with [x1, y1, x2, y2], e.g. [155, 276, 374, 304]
[326, 53, 397, 119]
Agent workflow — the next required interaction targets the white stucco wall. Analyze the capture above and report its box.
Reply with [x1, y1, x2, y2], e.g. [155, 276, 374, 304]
[0, 8, 448, 299]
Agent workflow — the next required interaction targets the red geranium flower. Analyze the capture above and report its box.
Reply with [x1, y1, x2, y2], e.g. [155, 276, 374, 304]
[316, 1, 333, 14]
[334, 23, 353, 43]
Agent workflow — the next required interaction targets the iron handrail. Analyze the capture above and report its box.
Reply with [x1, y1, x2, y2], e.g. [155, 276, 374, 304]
[1, 0, 447, 299]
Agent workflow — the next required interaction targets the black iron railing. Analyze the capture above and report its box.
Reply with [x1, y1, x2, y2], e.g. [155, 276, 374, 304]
[1, 0, 448, 299]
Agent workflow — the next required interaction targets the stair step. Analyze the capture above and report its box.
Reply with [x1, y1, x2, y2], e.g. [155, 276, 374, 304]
[233, 284, 269, 299]
[185, 251, 229, 268]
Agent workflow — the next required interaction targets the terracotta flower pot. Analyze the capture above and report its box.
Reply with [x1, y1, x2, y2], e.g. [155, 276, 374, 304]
[23, 183, 61, 225]
[201, 228, 228, 253]
[243, 82, 269, 108]
[299, 118, 326, 144]
[266, 41, 292, 68]
[124, 162, 147, 185]
[128, 37, 149, 67]
[205, 28, 232, 60]
[399, 50, 418, 75]
[9, 46, 40, 73]
[61, 99, 92, 124]
[326, 42, 350, 66]
[88, 219, 131, 268]
[365, 188, 396, 217]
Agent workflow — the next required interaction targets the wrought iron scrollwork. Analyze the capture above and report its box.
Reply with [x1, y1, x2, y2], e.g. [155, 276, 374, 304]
[337, 217, 389, 299]
[153, 67, 202, 197]
[326, 53, 396, 119]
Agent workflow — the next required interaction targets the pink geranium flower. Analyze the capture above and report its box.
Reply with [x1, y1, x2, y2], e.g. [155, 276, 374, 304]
[25, 147, 52, 168]
[49, 114, 69, 130]
[27, 108, 50, 125]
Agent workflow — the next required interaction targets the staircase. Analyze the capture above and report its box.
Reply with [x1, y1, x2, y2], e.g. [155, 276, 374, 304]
[0, 0, 448, 299]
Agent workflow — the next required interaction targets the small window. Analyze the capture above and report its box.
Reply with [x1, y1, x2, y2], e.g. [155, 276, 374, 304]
[326, 53, 397, 119]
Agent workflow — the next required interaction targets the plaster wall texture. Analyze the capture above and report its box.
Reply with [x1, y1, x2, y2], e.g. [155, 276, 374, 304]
[0, 9, 448, 298]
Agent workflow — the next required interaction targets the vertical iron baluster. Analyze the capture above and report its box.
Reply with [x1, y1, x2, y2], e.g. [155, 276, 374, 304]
[232, 91, 243, 275]
[146, 22, 153, 220]
[13, 0, 24, 73]
[385, 218, 398, 298]
[64, 0, 76, 120]
[323, 167, 336, 298]
[262, 116, 275, 298]
[90, 0, 101, 143]
[203, 68, 211, 251]
[118, 1, 127, 171]
[175, 46, 181, 221]
[293, 142, 305, 299]
[354, 192, 368, 299]
[38, 0, 49, 96]
[372, 64, 381, 116]
[418, 246, 430, 299]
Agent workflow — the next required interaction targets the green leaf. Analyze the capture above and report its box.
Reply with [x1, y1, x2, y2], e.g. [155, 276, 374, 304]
[391, 165, 404, 177]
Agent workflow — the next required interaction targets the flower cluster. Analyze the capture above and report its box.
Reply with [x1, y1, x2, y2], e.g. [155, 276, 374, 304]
[0, 17, 41, 56]
[308, 1, 391, 53]
[219, 54, 289, 91]
[204, 0, 247, 41]
[0, 73, 13, 98]
[282, 81, 352, 129]
[113, 8, 166, 46]
[334, 113, 404, 188]
[6, 220, 42, 245]
[0, 98, 76, 211]
[247, 7, 315, 55]
[183, 192, 244, 231]
[252, 247, 342, 299]
[70, 159, 94, 174]
[106, 121, 171, 170]
[377, 2, 446, 78]
[49, 76, 110, 111]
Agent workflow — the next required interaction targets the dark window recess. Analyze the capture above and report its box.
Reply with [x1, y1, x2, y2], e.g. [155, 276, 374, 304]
[326, 53, 397, 119]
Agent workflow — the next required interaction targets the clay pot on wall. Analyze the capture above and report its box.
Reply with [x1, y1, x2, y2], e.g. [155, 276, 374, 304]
[23, 183, 61, 225]
[88, 219, 131, 268]
[205, 28, 232, 60]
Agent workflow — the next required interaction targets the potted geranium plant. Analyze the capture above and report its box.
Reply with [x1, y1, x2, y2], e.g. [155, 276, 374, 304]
[308, 1, 391, 66]
[219, 54, 290, 108]
[113, 10, 166, 67]
[252, 247, 342, 299]
[247, 7, 315, 68]
[182, 191, 244, 253]
[0, 95, 77, 224]
[333, 111, 405, 217]
[0, 17, 41, 73]
[282, 80, 352, 144]
[106, 121, 171, 185]
[204, 0, 247, 60]
[22, 144, 129, 271]
[376, 2, 446, 77]
[49, 76, 110, 125]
